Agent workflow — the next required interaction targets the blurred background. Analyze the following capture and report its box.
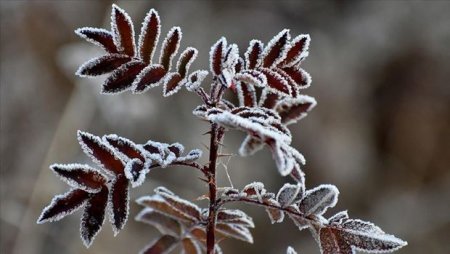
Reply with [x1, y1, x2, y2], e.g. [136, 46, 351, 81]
[1, 0, 449, 253]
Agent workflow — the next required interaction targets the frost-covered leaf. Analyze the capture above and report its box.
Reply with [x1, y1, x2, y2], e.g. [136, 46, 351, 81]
[242, 182, 265, 198]
[260, 68, 291, 96]
[283, 66, 311, 89]
[140, 235, 178, 254]
[299, 184, 339, 216]
[236, 82, 257, 107]
[75, 27, 118, 53]
[259, 89, 280, 109]
[163, 72, 184, 97]
[157, 189, 202, 221]
[234, 70, 267, 88]
[276, 95, 317, 125]
[176, 149, 203, 163]
[81, 187, 108, 247]
[108, 174, 130, 235]
[244, 39, 263, 69]
[223, 44, 239, 70]
[192, 105, 208, 119]
[182, 238, 202, 254]
[77, 131, 124, 176]
[138, 9, 161, 63]
[319, 222, 407, 254]
[103, 134, 146, 162]
[290, 162, 306, 189]
[136, 208, 182, 237]
[185, 70, 208, 92]
[50, 164, 107, 193]
[137, 195, 196, 223]
[217, 209, 254, 228]
[238, 135, 265, 156]
[177, 47, 198, 78]
[124, 158, 150, 188]
[111, 4, 135, 56]
[262, 29, 290, 68]
[269, 142, 297, 176]
[319, 227, 353, 254]
[76, 54, 131, 77]
[276, 183, 301, 208]
[287, 205, 309, 231]
[37, 189, 90, 224]
[281, 34, 310, 67]
[102, 60, 146, 94]
[167, 143, 184, 157]
[329, 211, 349, 225]
[216, 223, 253, 243]
[132, 64, 167, 93]
[287, 246, 298, 254]
[160, 27, 182, 70]
[210, 37, 226, 76]
[264, 199, 285, 224]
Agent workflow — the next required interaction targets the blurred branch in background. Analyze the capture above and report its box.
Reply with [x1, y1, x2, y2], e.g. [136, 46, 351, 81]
[1, 1, 449, 253]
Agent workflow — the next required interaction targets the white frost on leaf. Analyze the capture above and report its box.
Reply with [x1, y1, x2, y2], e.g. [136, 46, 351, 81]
[110, 4, 136, 56]
[261, 29, 291, 68]
[50, 163, 106, 193]
[137, 8, 161, 62]
[276, 183, 302, 208]
[328, 210, 349, 225]
[238, 135, 265, 157]
[185, 70, 208, 92]
[287, 246, 298, 254]
[299, 184, 339, 216]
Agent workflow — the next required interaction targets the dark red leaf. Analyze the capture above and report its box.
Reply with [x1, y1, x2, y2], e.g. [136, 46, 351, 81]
[103, 134, 146, 162]
[136, 208, 182, 237]
[281, 34, 310, 67]
[177, 47, 198, 78]
[132, 64, 167, 93]
[102, 60, 146, 94]
[262, 29, 290, 68]
[210, 37, 226, 76]
[260, 90, 280, 109]
[109, 174, 130, 235]
[141, 235, 178, 254]
[37, 189, 90, 223]
[160, 27, 181, 70]
[76, 54, 131, 77]
[77, 131, 124, 176]
[245, 40, 263, 69]
[111, 4, 135, 56]
[75, 27, 118, 53]
[81, 187, 108, 247]
[163, 72, 184, 97]
[138, 9, 161, 63]
[236, 82, 257, 107]
[276, 96, 317, 125]
[260, 68, 291, 96]
[50, 164, 107, 193]
[282, 66, 311, 89]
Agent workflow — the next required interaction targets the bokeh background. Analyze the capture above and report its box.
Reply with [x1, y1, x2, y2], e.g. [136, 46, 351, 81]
[1, 0, 449, 253]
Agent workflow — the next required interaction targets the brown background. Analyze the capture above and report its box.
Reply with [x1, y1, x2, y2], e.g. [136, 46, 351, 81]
[1, 0, 449, 253]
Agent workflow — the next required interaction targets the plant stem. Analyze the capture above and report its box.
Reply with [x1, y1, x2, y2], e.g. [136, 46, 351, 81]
[206, 122, 222, 254]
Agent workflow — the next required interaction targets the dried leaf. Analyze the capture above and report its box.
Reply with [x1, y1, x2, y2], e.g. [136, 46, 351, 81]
[319, 227, 353, 254]
[111, 4, 135, 56]
[159, 27, 182, 70]
[157, 190, 202, 221]
[299, 184, 339, 216]
[264, 199, 285, 224]
[76, 54, 131, 77]
[217, 209, 254, 228]
[137, 195, 197, 223]
[50, 164, 107, 193]
[103, 134, 146, 162]
[138, 9, 161, 63]
[275, 95, 317, 125]
[37, 189, 90, 224]
[328, 211, 349, 225]
[75, 27, 118, 53]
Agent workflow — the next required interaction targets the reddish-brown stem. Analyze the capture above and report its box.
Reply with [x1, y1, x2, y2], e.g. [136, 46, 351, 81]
[206, 122, 222, 254]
